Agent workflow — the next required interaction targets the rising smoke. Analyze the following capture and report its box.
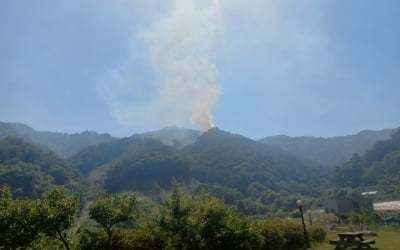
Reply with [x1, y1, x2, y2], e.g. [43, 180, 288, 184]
[98, 0, 220, 132]
[141, 0, 219, 132]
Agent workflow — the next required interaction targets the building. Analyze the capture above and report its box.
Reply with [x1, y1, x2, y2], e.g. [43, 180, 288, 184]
[323, 197, 373, 216]
[384, 216, 399, 226]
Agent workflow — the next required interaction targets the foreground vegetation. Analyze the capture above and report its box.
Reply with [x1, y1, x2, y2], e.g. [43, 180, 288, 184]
[0, 183, 326, 250]
[1, 124, 400, 249]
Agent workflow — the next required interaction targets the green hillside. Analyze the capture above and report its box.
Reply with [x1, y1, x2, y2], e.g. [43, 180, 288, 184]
[0, 121, 116, 157]
[259, 128, 397, 167]
[3, 121, 399, 215]
[333, 129, 400, 200]
[71, 127, 326, 214]
[185, 128, 325, 194]
[0, 137, 83, 198]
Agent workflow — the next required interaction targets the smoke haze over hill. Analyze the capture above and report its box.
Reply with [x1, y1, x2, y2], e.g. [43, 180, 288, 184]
[97, 0, 220, 132]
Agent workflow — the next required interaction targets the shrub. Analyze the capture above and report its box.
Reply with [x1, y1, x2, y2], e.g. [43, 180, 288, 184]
[309, 225, 326, 243]
[112, 228, 163, 250]
[260, 219, 307, 250]
[260, 220, 285, 250]
[280, 220, 306, 249]
[77, 228, 163, 250]
[76, 228, 107, 250]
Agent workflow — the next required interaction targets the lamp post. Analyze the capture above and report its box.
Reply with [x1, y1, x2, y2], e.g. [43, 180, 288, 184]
[297, 200, 310, 248]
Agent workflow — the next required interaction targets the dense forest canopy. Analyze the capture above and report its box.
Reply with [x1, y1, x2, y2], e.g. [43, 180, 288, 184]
[333, 129, 400, 200]
[0, 121, 399, 249]
[0, 122, 399, 214]
[259, 128, 397, 167]
[0, 121, 116, 157]
[0, 137, 83, 198]
[69, 127, 327, 214]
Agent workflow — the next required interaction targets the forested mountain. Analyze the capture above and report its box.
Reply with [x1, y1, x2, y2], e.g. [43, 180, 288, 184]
[2, 120, 399, 214]
[71, 127, 326, 214]
[0, 137, 83, 198]
[184, 127, 325, 193]
[73, 128, 324, 193]
[70, 136, 177, 180]
[333, 129, 400, 199]
[259, 128, 397, 167]
[0, 121, 116, 157]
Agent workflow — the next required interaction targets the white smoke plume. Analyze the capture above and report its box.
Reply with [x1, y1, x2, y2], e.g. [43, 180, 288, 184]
[98, 0, 220, 132]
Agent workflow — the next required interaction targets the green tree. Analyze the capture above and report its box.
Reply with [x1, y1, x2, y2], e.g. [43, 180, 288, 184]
[159, 182, 192, 250]
[89, 191, 137, 248]
[0, 185, 42, 249]
[260, 220, 285, 250]
[333, 154, 364, 187]
[191, 193, 261, 250]
[158, 183, 261, 250]
[347, 210, 362, 228]
[38, 187, 78, 250]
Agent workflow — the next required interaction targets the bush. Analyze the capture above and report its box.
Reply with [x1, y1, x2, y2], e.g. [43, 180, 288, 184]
[77, 228, 163, 250]
[111, 228, 163, 250]
[260, 220, 286, 250]
[260, 219, 307, 250]
[309, 225, 326, 243]
[280, 220, 307, 249]
[77, 228, 107, 250]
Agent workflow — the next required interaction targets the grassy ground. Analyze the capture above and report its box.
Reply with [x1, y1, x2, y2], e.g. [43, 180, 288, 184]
[313, 228, 399, 250]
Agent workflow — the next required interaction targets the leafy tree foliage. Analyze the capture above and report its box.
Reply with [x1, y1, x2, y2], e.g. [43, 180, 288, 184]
[0, 186, 78, 250]
[2, 183, 327, 250]
[308, 225, 326, 243]
[191, 194, 261, 249]
[0, 160, 53, 198]
[158, 182, 192, 250]
[0, 137, 83, 198]
[157, 182, 261, 250]
[0, 185, 42, 249]
[333, 154, 364, 188]
[260, 219, 308, 250]
[105, 153, 191, 193]
[38, 187, 78, 250]
[333, 129, 400, 199]
[89, 191, 137, 247]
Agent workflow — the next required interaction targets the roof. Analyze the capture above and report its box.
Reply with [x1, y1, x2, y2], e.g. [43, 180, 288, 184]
[373, 201, 400, 211]
[384, 217, 399, 223]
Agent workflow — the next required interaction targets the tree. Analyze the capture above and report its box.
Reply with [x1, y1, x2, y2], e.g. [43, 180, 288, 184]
[38, 187, 78, 250]
[159, 182, 192, 250]
[333, 154, 364, 187]
[89, 191, 137, 248]
[158, 183, 261, 250]
[0, 185, 42, 249]
[0, 185, 13, 247]
[191, 193, 261, 250]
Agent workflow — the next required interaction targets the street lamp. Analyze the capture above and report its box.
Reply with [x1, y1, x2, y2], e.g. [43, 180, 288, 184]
[297, 200, 310, 248]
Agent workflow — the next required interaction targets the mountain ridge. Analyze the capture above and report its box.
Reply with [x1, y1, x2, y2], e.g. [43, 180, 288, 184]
[259, 128, 398, 167]
[2, 120, 398, 169]
[0, 121, 116, 157]
[2, 121, 400, 214]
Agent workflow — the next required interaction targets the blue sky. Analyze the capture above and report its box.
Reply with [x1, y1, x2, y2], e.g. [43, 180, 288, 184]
[0, 0, 399, 139]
